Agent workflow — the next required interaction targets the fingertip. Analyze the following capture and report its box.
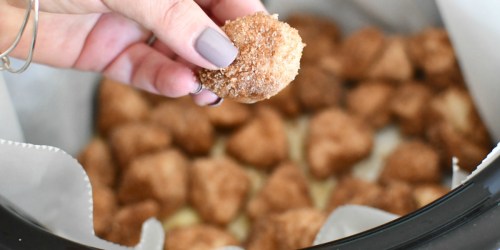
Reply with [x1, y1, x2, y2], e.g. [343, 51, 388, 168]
[191, 89, 221, 106]
[154, 65, 201, 98]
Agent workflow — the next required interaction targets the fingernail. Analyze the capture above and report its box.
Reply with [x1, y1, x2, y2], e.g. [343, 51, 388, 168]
[195, 27, 238, 68]
[208, 97, 224, 107]
[191, 83, 203, 95]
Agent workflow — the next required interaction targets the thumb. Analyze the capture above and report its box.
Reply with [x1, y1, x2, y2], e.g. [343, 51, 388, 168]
[102, 0, 238, 69]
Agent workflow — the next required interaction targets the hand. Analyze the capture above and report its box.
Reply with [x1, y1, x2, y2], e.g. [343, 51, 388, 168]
[1, 0, 267, 105]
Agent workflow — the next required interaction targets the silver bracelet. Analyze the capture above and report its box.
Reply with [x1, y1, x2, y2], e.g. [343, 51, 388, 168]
[0, 0, 39, 73]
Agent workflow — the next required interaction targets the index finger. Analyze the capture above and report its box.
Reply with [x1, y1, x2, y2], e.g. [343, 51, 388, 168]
[196, 0, 268, 22]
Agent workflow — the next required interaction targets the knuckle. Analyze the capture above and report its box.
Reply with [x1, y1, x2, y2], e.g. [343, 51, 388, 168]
[159, 0, 188, 28]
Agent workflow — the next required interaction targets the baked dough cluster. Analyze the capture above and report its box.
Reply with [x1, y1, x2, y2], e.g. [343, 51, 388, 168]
[199, 12, 305, 103]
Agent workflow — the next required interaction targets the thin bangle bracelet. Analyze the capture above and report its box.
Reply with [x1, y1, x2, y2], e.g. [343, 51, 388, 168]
[0, 0, 39, 74]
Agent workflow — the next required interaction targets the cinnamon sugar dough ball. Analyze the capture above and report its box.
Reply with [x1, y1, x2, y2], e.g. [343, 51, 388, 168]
[199, 12, 304, 103]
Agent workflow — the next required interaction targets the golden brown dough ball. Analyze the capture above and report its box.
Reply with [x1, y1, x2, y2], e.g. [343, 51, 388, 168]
[118, 149, 189, 218]
[247, 162, 312, 220]
[226, 106, 288, 170]
[273, 208, 326, 250]
[109, 122, 171, 169]
[190, 157, 250, 226]
[366, 37, 413, 81]
[258, 84, 302, 118]
[391, 81, 433, 136]
[245, 216, 279, 250]
[428, 87, 491, 146]
[150, 99, 214, 155]
[426, 87, 492, 171]
[292, 65, 343, 112]
[326, 177, 382, 212]
[408, 29, 455, 75]
[427, 122, 490, 172]
[246, 208, 325, 250]
[408, 28, 467, 89]
[140, 91, 173, 107]
[347, 81, 394, 129]
[199, 12, 304, 103]
[286, 13, 340, 45]
[164, 225, 239, 250]
[413, 184, 449, 208]
[287, 14, 340, 64]
[341, 27, 385, 80]
[78, 137, 117, 188]
[204, 100, 252, 129]
[92, 185, 117, 237]
[376, 181, 416, 215]
[97, 78, 150, 135]
[307, 108, 374, 179]
[106, 200, 160, 246]
[380, 141, 442, 184]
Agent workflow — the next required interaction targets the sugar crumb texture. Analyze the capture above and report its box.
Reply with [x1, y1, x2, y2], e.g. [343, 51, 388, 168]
[199, 12, 305, 103]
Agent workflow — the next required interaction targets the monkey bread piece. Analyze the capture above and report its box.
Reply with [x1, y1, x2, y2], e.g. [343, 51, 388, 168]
[408, 28, 456, 77]
[190, 157, 250, 226]
[347, 81, 394, 129]
[318, 51, 344, 77]
[408, 28, 465, 90]
[109, 122, 171, 169]
[427, 122, 491, 172]
[286, 13, 340, 44]
[150, 99, 214, 155]
[425, 65, 466, 90]
[428, 87, 491, 146]
[292, 65, 343, 112]
[92, 185, 118, 237]
[226, 106, 288, 170]
[380, 141, 442, 184]
[366, 37, 413, 81]
[245, 216, 279, 250]
[341, 27, 385, 80]
[106, 200, 160, 246]
[247, 162, 312, 220]
[246, 208, 326, 250]
[204, 100, 252, 129]
[286, 14, 340, 64]
[140, 90, 174, 107]
[97, 78, 150, 136]
[426, 87, 491, 171]
[307, 108, 374, 179]
[274, 208, 327, 250]
[391, 81, 433, 136]
[164, 224, 239, 250]
[118, 149, 189, 218]
[78, 138, 117, 188]
[199, 12, 304, 103]
[413, 184, 449, 209]
[326, 176, 382, 213]
[258, 84, 302, 118]
[376, 181, 417, 215]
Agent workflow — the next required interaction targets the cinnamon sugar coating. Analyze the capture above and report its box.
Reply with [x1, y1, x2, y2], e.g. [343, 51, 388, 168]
[199, 12, 304, 103]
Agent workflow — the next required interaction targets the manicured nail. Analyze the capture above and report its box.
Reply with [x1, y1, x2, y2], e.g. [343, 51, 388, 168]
[208, 97, 224, 107]
[191, 83, 203, 95]
[195, 27, 238, 68]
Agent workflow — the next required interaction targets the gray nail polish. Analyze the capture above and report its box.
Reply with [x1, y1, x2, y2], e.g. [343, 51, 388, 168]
[195, 27, 238, 68]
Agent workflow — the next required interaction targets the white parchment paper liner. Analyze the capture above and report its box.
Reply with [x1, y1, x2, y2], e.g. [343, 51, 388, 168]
[0, 139, 164, 250]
